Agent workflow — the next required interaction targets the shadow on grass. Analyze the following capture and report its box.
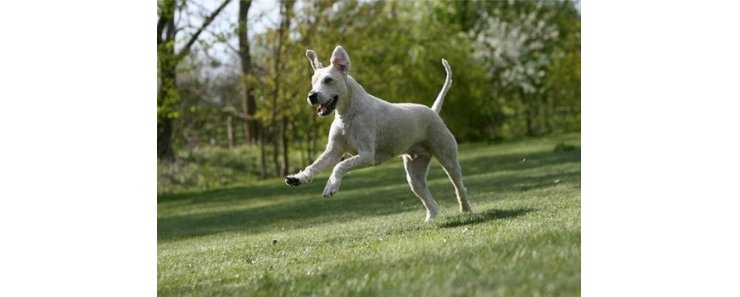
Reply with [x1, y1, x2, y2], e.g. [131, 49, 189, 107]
[437, 208, 535, 228]
[460, 147, 580, 177]
[157, 182, 290, 204]
[157, 186, 416, 242]
[158, 141, 580, 242]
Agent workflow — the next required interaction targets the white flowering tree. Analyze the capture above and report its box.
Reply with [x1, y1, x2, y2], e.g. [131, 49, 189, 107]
[470, 2, 561, 136]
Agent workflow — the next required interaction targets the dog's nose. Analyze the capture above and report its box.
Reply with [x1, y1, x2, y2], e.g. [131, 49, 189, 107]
[308, 91, 318, 105]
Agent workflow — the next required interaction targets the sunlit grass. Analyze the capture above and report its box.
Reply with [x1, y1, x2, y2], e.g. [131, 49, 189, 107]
[158, 133, 581, 296]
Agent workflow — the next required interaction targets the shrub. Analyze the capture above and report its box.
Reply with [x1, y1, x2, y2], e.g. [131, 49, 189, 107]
[157, 145, 261, 194]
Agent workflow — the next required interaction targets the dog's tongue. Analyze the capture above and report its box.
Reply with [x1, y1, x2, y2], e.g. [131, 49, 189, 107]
[316, 105, 327, 115]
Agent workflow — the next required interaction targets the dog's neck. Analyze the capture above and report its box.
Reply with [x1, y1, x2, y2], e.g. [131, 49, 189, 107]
[335, 75, 369, 120]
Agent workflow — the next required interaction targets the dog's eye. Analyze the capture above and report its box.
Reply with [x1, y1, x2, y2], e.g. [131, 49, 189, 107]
[323, 77, 333, 84]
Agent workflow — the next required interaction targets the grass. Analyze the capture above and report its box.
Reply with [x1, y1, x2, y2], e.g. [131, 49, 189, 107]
[158, 133, 581, 296]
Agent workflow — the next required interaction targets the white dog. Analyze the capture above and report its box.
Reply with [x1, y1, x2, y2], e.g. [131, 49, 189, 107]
[285, 46, 471, 221]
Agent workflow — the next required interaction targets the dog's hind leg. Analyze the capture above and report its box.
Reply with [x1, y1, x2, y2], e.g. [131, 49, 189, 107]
[427, 128, 472, 213]
[438, 155, 471, 213]
[429, 137, 471, 213]
[403, 154, 439, 222]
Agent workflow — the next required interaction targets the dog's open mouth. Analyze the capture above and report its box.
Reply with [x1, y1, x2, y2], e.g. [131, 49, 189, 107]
[316, 95, 338, 117]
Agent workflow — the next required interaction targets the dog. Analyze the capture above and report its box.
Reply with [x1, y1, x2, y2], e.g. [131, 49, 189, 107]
[285, 46, 471, 222]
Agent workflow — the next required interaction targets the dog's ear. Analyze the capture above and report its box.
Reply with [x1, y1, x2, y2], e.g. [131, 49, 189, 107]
[330, 46, 351, 74]
[306, 50, 323, 70]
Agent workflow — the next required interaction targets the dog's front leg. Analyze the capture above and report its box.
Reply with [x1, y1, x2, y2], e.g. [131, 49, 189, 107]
[322, 152, 375, 198]
[285, 141, 343, 187]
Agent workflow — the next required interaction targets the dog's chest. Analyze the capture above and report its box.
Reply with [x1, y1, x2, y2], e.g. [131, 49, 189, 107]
[333, 119, 367, 154]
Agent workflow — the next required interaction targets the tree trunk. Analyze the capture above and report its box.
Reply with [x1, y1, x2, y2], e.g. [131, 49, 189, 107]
[157, 0, 177, 161]
[238, 0, 258, 145]
[269, 0, 294, 177]
[282, 117, 290, 176]
[272, 127, 281, 177]
[156, 60, 176, 160]
[157, 117, 175, 161]
[156, 64, 176, 161]
[157, 0, 233, 161]
[226, 115, 234, 149]
[259, 127, 268, 179]
[241, 87, 258, 144]
[292, 120, 306, 168]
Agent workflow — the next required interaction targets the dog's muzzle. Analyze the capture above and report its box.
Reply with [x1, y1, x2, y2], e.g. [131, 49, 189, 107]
[307, 91, 338, 117]
[307, 91, 319, 105]
[315, 95, 338, 117]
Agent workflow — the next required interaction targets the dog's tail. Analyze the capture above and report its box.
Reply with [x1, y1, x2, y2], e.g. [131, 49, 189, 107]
[431, 59, 452, 114]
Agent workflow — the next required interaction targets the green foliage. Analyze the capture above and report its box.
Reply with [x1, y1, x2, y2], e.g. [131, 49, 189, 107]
[434, 0, 581, 139]
[158, 142, 319, 193]
[158, 145, 262, 193]
[248, 0, 581, 142]
[158, 133, 581, 296]
[161, 0, 581, 177]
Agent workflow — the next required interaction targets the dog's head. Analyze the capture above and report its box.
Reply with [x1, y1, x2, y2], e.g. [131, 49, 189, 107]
[305, 46, 351, 117]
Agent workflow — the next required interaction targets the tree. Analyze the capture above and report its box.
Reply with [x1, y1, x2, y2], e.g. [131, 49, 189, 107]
[435, 0, 580, 139]
[238, 0, 259, 145]
[270, 0, 295, 177]
[160, 0, 581, 171]
[157, 0, 232, 161]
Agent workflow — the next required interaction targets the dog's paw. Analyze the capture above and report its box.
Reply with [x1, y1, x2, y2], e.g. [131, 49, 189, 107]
[285, 176, 301, 187]
[322, 179, 340, 198]
[322, 189, 336, 198]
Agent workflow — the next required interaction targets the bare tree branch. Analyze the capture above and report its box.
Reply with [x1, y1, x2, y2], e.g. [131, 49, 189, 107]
[175, 0, 233, 62]
[222, 106, 255, 120]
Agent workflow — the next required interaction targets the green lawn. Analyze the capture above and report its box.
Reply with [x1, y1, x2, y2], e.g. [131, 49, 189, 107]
[158, 133, 581, 296]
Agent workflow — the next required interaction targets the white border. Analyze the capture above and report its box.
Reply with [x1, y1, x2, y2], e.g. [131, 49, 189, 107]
[583, 1, 740, 296]
[0, 1, 154, 296]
